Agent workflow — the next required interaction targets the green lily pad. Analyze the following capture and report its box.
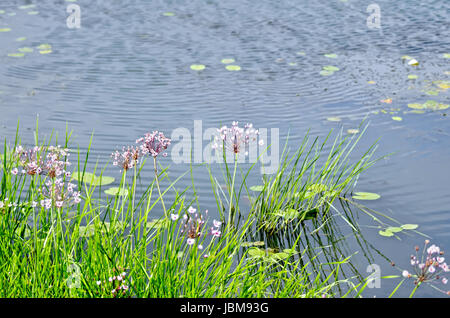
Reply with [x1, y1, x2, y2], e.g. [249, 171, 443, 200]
[221, 58, 235, 64]
[392, 116, 403, 121]
[72, 171, 115, 186]
[296, 51, 306, 56]
[39, 50, 52, 54]
[225, 65, 241, 71]
[104, 187, 128, 196]
[19, 4, 36, 10]
[37, 44, 51, 50]
[425, 90, 439, 96]
[163, 12, 175, 16]
[347, 129, 359, 134]
[248, 247, 266, 258]
[15, 37, 27, 42]
[250, 185, 265, 191]
[241, 241, 265, 247]
[323, 65, 340, 72]
[443, 53, 450, 59]
[0, 28, 11, 32]
[408, 75, 418, 80]
[190, 64, 205, 71]
[320, 70, 334, 76]
[408, 103, 425, 110]
[8, 53, 25, 58]
[401, 224, 419, 230]
[378, 230, 394, 237]
[409, 110, 425, 114]
[324, 53, 338, 59]
[326, 117, 341, 122]
[352, 192, 380, 200]
[28, 11, 39, 15]
[386, 227, 403, 233]
[0, 10, 4, 14]
[18, 47, 33, 53]
[271, 252, 290, 261]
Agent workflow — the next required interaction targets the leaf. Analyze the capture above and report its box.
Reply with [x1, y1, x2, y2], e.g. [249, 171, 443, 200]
[347, 129, 359, 134]
[248, 248, 266, 258]
[37, 44, 52, 50]
[319, 70, 334, 76]
[271, 252, 290, 261]
[28, 11, 39, 15]
[401, 224, 419, 230]
[443, 53, 450, 59]
[146, 218, 168, 230]
[7, 53, 24, 58]
[225, 65, 241, 71]
[18, 47, 33, 53]
[190, 64, 205, 71]
[326, 116, 341, 122]
[104, 187, 128, 196]
[15, 37, 27, 42]
[250, 185, 264, 191]
[0, 28, 11, 32]
[39, 50, 52, 54]
[392, 116, 403, 121]
[352, 192, 380, 200]
[407, 75, 418, 80]
[408, 103, 424, 110]
[19, 4, 36, 9]
[221, 58, 235, 64]
[424, 90, 439, 96]
[323, 65, 339, 72]
[386, 227, 403, 233]
[367, 81, 376, 84]
[72, 171, 115, 186]
[324, 53, 338, 59]
[379, 230, 394, 237]
[163, 12, 175, 16]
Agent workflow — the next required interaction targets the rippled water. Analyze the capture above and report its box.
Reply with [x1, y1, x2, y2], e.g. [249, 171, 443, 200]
[0, 0, 449, 297]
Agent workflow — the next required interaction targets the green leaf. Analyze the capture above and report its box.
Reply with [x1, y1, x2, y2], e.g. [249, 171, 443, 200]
[408, 103, 424, 110]
[352, 192, 380, 200]
[386, 227, 403, 233]
[0, 28, 11, 32]
[401, 224, 419, 230]
[324, 53, 338, 59]
[407, 75, 418, 80]
[323, 65, 340, 72]
[221, 58, 235, 64]
[104, 187, 128, 196]
[190, 64, 205, 71]
[72, 171, 115, 186]
[225, 65, 241, 71]
[7, 53, 24, 58]
[326, 117, 341, 122]
[248, 248, 266, 258]
[250, 185, 264, 191]
[163, 12, 175, 16]
[392, 116, 403, 121]
[379, 230, 394, 237]
[18, 47, 33, 53]
[319, 70, 334, 76]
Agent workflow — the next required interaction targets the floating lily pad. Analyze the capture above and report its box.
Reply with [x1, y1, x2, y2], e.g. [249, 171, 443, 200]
[401, 55, 413, 60]
[319, 70, 334, 76]
[248, 247, 266, 258]
[352, 192, 380, 200]
[28, 11, 39, 15]
[7, 53, 24, 58]
[190, 64, 205, 71]
[250, 185, 265, 192]
[367, 81, 376, 84]
[326, 117, 341, 122]
[409, 110, 425, 114]
[0, 10, 4, 14]
[401, 224, 419, 230]
[423, 100, 449, 110]
[323, 65, 340, 72]
[104, 187, 128, 196]
[378, 230, 394, 237]
[221, 58, 235, 64]
[392, 116, 403, 121]
[347, 129, 359, 134]
[15, 37, 27, 42]
[324, 53, 338, 59]
[241, 241, 265, 247]
[18, 47, 33, 53]
[408, 75, 418, 80]
[163, 12, 175, 16]
[407, 103, 425, 110]
[39, 50, 52, 54]
[225, 65, 241, 71]
[37, 44, 51, 50]
[386, 226, 403, 233]
[72, 171, 115, 186]
[19, 4, 36, 10]
[296, 51, 306, 56]
[0, 28, 11, 32]
[443, 53, 450, 59]
[424, 90, 439, 96]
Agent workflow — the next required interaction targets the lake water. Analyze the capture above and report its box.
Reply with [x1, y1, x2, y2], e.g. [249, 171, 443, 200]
[0, 0, 449, 297]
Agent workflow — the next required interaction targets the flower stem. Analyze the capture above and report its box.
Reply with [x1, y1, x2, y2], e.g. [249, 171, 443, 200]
[227, 154, 238, 229]
[153, 157, 167, 217]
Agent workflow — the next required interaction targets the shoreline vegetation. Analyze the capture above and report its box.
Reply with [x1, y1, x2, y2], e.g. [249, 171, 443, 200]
[0, 120, 448, 298]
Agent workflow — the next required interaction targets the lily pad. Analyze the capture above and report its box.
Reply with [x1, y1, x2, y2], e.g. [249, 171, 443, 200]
[386, 227, 403, 233]
[8, 53, 25, 58]
[72, 171, 115, 186]
[15, 37, 27, 42]
[190, 64, 205, 71]
[104, 187, 128, 196]
[37, 44, 51, 50]
[378, 230, 394, 237]
[392, 116, 403, 121]
[323, 65, 339, 72]
[347, 129, 359, 134]
[163, 12, 175, 16]
[326, 117, 341, 122]
[324, 53, 338, 59]
[367, 81, 376, 84]
[443, 53, 450, 59]
[28, 11, 39, 15]
[18, 47, 33, 53]
[241, 241, 265, 247]
[0, 28, 11, 32]
[407, 103, 425, 110]
[19, 4, 36, 10]
[225, 65, 241, 71]
[319, 70, 334, 76]
[221, 58, 235, 64]
[401, 224, 419, 230]
[250, 185, 265, 191]
[248, 247, 266, 258]
[352, 192, 380, 200]
[407, 75, 418, 80]
[39, 50, 52, 54]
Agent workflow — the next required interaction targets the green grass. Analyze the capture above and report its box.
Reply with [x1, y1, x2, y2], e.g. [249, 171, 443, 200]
[0, 122, 408, 298]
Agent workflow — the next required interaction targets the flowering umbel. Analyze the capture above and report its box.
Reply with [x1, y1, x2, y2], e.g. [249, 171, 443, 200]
[213, 121, 261, 155]
[111, 146, 140, 172]
[136, 131, 171, 158]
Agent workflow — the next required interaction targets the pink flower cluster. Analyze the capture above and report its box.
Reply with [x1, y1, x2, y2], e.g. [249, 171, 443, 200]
[96, 272, 129, 297]
[402, 240, 449, 294]
[136, 131, 171, 158]
[111, 146, 140, 172]
[213, 122, 262, 154]
[40, 177, 81, 209]
[12, 145, 70, 178]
